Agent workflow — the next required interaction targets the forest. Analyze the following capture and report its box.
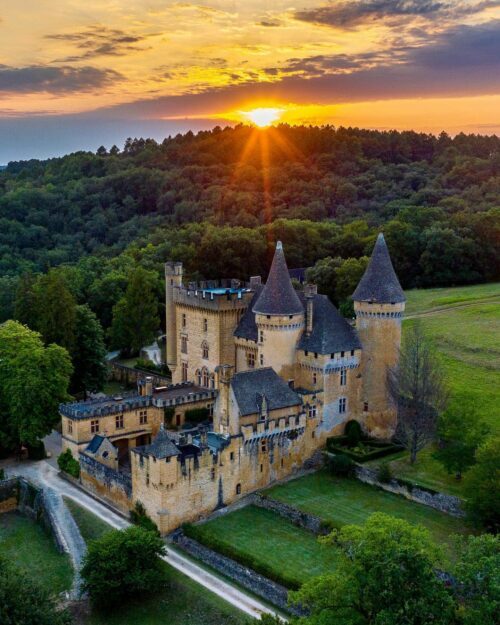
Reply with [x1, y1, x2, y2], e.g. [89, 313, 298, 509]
[0, 124, 498, 340]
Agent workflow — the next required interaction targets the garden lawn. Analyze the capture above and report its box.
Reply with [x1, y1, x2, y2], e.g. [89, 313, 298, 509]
[190, 505, 339, 587]
[65, 500, 250, 625]
[0, 511, 73, 595]
[265, 472, 470, 560]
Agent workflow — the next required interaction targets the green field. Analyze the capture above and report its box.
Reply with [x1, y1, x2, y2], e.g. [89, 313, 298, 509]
[0, 511, 73, 596]
[404, 283, 499, 430]
[65, 500, 250, 625]
[189, 505, 339, 588]
[265, 472, 470, 559]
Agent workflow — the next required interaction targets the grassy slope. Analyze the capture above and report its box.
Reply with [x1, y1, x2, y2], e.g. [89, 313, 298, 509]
[381, 283, 500, 495]
[191, 505, 339, 587]
[65, 500, 250, 625]
[264, 472, 470, 561]
[0, 511, 73, 595]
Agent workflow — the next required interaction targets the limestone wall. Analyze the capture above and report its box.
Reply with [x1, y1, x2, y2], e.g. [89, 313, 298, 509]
[80, 453, 132, 514]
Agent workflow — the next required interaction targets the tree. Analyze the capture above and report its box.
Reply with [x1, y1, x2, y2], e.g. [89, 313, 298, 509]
[464, 436, 500, 532]
[433, 401, 489, 479]
[72, 304, 107, 398]
[81, 526, 166, 608]
[290, 513, 455, 625]
[388, 321, 448, 463]
[14, 271, 38, 329]
[0, 320, 72, 450]
[334, 256, 369, 315]
[453, 534, 499, 625]
[35, 270, 77, 352]
[306, 256, 342, 305]
[110, 267, 159, 355]
[0, 555, 72, 625]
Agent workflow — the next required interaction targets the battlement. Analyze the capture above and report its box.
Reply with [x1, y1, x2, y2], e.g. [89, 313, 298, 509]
[173, 282, 255, 310]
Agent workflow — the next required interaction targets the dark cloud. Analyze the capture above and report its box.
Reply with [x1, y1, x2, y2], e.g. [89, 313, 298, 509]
[0, 65, 122, 93]
[295, 0, 499, 28]
[259, 18, 282, 27]
[46, 25, 148, 61]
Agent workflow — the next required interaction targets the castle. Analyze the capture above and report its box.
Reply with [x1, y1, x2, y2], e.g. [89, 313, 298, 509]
[60, 233, 405, 534]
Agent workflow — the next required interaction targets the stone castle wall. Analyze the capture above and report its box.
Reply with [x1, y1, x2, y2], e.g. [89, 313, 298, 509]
[80, 453, 132, 514]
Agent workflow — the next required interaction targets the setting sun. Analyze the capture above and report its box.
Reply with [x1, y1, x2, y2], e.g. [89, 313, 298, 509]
[242, 107, 284, 128]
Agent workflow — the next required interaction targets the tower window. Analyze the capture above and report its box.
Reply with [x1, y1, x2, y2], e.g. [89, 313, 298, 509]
[340, 368, 347, 386]
[308, 404, 317, 418]
[202, 341, 209, 359]
[312, 372, 317, 385]
[203, 318, 208, 332]
[339, 398, 347, 414]
[260, 354, 264, 366]
[363, 401, 369, 412]
[181, 336, 188, 354]
[259, 330, 264, 343]
[182, 313, 186, 328]
[247, 352, 255, 369]
[236, 483, 241, 495]
[182, 362, 188, 382]
[67, 420, 73, 435]
[261, 440, 267, 452]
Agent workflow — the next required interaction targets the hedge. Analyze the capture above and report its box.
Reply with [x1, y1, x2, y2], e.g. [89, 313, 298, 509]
[182, 523, 301, 590]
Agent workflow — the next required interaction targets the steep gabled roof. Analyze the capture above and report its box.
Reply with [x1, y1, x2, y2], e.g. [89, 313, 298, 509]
[230, 368, 302, 417]
[298, 294, 361, 354]
[253, 242, 304, 316]
[234, 286, 263, 341]
[352, 233, 405, 304]
[85, 434, 105, 454]
[141, 424, 180, 459]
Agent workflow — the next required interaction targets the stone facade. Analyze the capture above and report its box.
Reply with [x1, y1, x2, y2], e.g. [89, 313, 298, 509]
[61, 233, 405, 535]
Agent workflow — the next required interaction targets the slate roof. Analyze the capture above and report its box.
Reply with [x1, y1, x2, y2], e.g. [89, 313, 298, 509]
[85, 434, 105, 454]
[140, 424, 180, 459]
[352, 233, 405, 304]
[298, 294, 362, 354]
[231, 368, 302, 416]
[253, 242, 304, 316]
[234, 286, 263, 341]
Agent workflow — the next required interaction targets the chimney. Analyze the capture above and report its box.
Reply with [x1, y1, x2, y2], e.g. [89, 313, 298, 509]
[144, 376, 153, 396]
[304, 283, 317, 335]
[249, 276, 262, 288]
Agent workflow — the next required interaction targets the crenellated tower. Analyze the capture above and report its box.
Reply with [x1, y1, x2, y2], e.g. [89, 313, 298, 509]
[352, 233, 405, 437]
[165, 261, 183, 377]
[253, 241, 305, 381]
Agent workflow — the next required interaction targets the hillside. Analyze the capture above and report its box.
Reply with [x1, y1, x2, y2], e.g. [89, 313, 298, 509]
[404, 282, 500, 431]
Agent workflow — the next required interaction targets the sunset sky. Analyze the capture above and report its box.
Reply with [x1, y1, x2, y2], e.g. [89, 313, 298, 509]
[1, 0, 500, 161]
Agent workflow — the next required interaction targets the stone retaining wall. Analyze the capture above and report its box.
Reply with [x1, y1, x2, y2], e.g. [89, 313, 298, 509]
[354, 465, 464, 517]
[252, 493, 329, 534]
[171, 531, 304, 616]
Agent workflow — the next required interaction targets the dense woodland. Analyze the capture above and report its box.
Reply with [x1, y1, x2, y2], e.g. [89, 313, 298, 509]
[0, 124, 499, 341]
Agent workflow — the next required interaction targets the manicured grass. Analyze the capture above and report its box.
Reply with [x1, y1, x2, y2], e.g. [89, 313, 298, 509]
[65, 500, 250, 625]
[0, 511, 73, 595]
[265, 472, 470, 560]
[64, 497, 113, 543]
[190, 505, 339, 587]
[405, 282, 500, 315]
[368, 446, 467, 497]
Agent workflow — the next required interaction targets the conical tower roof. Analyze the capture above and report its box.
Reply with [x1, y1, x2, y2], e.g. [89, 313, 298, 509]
[352, 233, 405, 303]
[253, 242, 304, 315]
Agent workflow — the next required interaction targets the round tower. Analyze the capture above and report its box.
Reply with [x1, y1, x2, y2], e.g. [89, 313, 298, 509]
[352, 233, 405, 436]
[253, 241, 304, 381]
[165, 262, 183, 376]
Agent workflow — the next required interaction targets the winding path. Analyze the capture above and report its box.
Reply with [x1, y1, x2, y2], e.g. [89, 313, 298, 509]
[2, 457, 283, 621]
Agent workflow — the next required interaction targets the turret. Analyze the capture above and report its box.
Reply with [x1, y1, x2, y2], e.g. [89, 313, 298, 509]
[352, 233, 405, 436]
[253, 241, 304, 381]
[165, 262, 183, 376]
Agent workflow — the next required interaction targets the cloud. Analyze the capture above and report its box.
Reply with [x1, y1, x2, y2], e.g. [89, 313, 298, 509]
[46, 25, 149, 61]
[0, 65, 122, 93]
[295, 0, 499, 29]
[259, 18, 282, 27]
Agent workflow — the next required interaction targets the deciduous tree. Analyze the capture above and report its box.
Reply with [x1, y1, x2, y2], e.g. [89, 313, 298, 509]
[72, 304, 107, 398]
[464, 436, 500, 532]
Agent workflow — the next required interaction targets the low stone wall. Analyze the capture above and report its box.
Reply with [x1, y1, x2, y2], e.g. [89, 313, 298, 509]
[80, 453, 132, 514]
[171, 531, 304, 616]
[109, 361, 170, 387]
[252, 493, 328, 535]
[354, 465, 465, 517]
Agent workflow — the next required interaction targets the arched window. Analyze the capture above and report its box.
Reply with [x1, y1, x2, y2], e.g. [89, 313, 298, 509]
[201, 341, 209, 359]
[202, 368, 209, 388]
[196, 369, 202, 386]
[210, 374, 215, 389]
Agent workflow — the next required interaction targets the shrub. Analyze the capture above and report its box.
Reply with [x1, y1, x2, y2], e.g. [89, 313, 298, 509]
[130, 501, 159, 535]
[328, 453, 354, 477]
[81, 526, 166, 608]
[27, 440, 46, 460]
[344, 420, 362, 445]
[464, 436, 500, 532]
[57, 449, 80, 479]
[377, 462, 393, 483]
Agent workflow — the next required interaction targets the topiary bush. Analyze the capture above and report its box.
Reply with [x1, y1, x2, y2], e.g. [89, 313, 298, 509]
[57, 449, 80, 479]
[328, 453, 354, 477]
[344, 420, 362, 446]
